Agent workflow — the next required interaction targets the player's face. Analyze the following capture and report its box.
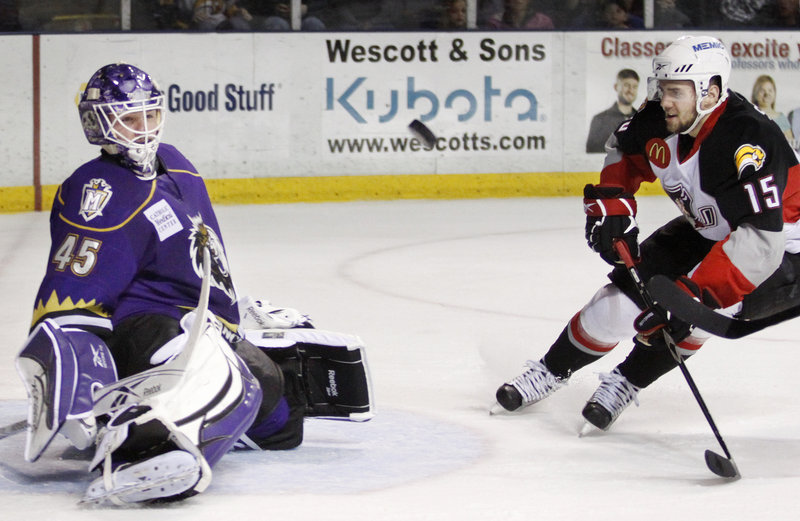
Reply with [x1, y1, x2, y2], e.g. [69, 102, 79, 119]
[616, 78, 639, 106]
[658, 80, 697, 134]
[112, 108, 162, 143]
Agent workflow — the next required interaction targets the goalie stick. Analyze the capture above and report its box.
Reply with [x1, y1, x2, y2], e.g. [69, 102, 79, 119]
[647, 274, 800, 339]
[613, 240, 740, 479]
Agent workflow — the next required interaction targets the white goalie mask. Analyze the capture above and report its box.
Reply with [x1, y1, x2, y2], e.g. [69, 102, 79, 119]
[647, 36, 731, 135]
[78, 64, 165, 179]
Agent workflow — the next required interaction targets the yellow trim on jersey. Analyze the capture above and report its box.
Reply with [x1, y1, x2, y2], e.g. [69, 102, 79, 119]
[168, 168, 201, 177]
[57, 179, 158, 232]
[31, 289, 110, 327]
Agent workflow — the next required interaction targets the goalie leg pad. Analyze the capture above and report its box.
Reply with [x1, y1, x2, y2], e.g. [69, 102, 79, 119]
[89, 312, 262, 503]
[244, 328, 374, 421]
[15, 319, 118, 461]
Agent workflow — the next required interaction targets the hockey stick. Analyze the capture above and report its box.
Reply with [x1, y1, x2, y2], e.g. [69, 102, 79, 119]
[93, 246, 212, 410]
[648, 274, 800, 339]
[613, 240, 740, 479]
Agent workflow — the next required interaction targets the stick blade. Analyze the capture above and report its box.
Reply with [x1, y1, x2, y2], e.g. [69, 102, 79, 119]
[704, 450, 740, 479]
[408, 119, 436, 148]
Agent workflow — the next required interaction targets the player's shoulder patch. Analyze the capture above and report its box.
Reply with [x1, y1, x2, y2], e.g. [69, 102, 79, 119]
[734, 143, 766, 178]
[57, 158, 156, 231]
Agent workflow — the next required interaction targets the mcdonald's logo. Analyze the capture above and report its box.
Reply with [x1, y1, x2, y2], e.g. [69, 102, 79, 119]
[646, 138, 670, 168]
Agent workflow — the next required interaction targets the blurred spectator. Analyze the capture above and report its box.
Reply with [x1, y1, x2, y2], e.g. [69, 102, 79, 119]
[751, 74, 794, 143]
[788, 107, 800, 152]
[654, 0, 691, 28]
[618, 0, 645, 25]
[558, 0, 602, 28]
[484, 0, 555, 29]
[586, 68, 640, 153]
[241, 1, 327, 30]
[720, 0, 771, 26]
[131, 0, 192, 30]
[0, 0, 21, 31]
[192, 0, 252, 30]
[753, 0, 800, 26]
[420, 0, 467, 29]
[393, 0, 440, 29]
[477, 0, 502, 26]
[325, 0, 395, 30]
[600, 0, 643, 29]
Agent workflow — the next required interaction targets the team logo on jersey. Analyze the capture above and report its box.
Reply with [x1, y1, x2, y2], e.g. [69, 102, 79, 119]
[735, 144, 766, 177]
[646, 138, 670, 169]
[664, 183, 718, 229]
[188, 214, 236, 303]
[79, 178, 113, 222]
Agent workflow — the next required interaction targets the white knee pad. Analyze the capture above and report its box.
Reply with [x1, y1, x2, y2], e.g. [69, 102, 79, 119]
[578, 283, 641, 345]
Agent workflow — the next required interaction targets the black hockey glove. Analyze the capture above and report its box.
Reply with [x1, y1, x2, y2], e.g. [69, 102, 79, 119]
[584, 184, 639, 266]
[634, 276, 721, 349]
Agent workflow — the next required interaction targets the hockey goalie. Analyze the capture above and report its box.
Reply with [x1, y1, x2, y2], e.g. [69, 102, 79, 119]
[14, 63, 373, 505]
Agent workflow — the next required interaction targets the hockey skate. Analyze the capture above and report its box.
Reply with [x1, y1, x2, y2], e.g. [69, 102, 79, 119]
[493, 360, 567, 413]
[82, 449, 202, 505]
[581, 368, 640, 431]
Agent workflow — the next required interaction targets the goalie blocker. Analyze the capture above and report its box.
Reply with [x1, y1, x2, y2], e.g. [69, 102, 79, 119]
[243, 328, 374, 422]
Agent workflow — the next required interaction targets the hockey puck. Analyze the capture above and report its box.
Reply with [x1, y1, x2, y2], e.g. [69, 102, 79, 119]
[408, 119, 436, 148]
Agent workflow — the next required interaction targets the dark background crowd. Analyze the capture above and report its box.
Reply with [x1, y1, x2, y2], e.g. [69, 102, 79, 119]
[1, 1, 799, 32]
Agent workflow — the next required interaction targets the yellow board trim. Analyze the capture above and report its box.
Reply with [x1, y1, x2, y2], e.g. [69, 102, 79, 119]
[0, 173, 665, 213]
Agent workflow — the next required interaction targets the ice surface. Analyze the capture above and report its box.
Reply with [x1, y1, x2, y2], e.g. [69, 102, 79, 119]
[0, 197, 798, 520]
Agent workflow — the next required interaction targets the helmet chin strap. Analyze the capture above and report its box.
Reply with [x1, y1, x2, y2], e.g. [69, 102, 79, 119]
[681, 87, 728, 136]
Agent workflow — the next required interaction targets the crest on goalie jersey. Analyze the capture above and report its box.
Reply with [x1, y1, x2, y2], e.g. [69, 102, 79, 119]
[79, 178, 113, 222]
[188, 214, 235, 303]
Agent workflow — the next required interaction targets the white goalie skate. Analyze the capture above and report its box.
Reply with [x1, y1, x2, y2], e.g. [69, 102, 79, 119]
[82, 449, 201, 505]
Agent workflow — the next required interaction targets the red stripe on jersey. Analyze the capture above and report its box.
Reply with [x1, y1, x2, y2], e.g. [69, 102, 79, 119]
[690, 240, 757, 307]
[783, 164, 800, 224]
[599, 154, 657, 194]
[568, 312, 618, 354]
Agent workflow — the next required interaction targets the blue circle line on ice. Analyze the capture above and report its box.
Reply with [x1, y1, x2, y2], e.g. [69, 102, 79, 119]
[0, 401, 483, 495]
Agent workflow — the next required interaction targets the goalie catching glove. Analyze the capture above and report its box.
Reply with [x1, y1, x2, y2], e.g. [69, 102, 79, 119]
[238, 296, 313, 329]
[634, 276, 721, 349]
[584, 184, 639, 265]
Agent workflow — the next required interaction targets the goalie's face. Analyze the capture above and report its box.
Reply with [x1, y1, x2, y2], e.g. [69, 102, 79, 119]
[110, 107, 163, 144]
[658, 80, 698, 134]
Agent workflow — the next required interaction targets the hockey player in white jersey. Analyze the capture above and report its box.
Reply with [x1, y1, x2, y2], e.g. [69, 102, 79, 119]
[493, 35, 800, 430]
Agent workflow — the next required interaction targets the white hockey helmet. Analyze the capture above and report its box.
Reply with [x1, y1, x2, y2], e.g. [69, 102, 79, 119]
[649, 35, 731, 134]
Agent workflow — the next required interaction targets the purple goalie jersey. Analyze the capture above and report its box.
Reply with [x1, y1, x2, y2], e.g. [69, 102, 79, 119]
[32, 143, 238, 332]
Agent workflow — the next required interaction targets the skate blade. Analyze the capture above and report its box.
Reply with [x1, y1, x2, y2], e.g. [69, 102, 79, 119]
[578, 422, 595, 438]
[488, 402, 507, 415]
